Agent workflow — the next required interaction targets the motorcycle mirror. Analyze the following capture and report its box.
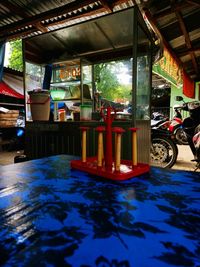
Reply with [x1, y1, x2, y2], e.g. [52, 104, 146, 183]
[175, 96, 183, 101]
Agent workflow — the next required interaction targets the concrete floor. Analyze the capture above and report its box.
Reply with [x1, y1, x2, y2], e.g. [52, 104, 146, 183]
[0, 150, 24, 165]
[0, 145, 199, 172]
[172, 145, 199, 172]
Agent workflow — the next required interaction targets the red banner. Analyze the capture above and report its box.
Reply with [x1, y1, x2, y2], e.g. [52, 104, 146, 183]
[0, 81, 24, 99]
[182, 71, 195, 99]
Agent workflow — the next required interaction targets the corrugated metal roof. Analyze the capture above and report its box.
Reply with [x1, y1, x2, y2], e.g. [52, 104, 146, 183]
[0, 1, 135, 41]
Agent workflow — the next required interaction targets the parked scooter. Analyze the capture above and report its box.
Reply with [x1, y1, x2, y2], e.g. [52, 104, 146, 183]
[175, 96, 200, 170]
[168, 105, 188, 145]
[151, 111, 170, 130]
[151, 128, 178, 168]
[150, 111, 178, 168]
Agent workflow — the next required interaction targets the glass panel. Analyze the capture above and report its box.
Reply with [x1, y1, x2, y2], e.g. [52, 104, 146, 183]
[25, 62, 44, 120]
[82, 63, 92, 103]
[25, 62, 44, 91]
[94, 59, 132, 115]
[136, 25, 151, 120]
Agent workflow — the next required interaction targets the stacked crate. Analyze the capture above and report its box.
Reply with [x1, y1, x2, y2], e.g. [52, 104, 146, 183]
[0, 110, 19, 128]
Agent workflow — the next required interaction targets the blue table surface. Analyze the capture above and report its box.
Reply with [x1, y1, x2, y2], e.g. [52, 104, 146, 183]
[0, 155, 199, 267]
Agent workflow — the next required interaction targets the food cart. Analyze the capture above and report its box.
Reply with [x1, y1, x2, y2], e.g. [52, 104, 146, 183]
[23, 6, 155, 162]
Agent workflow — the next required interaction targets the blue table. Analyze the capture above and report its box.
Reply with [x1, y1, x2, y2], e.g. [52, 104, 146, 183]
[0, 155, 199, 267]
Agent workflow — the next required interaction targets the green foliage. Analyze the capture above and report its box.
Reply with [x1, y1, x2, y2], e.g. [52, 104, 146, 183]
[8, 39, 23, 71]
[94, 61, 132, 103]
[114, 84, 132, 101]
[94, 62, 120, 101]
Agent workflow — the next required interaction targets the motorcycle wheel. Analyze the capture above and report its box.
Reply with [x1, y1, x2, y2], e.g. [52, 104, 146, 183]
[151, 137, 178, 168]
[175, 128, 188, 145]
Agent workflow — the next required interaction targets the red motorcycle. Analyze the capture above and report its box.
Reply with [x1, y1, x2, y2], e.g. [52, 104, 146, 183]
[168, 105, 188, 145]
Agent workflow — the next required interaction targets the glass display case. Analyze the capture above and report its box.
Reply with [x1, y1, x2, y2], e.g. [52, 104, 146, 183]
[23, 6, 156, 163]
[25, 58, 92, 121]
[50, 58, 92, 121]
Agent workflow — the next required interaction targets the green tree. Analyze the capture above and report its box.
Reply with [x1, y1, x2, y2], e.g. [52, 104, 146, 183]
[114, 84, 132, 102]
[94, 60, 132, 103]
[8, 39, 23, 71]
[94, 62, 120, 101]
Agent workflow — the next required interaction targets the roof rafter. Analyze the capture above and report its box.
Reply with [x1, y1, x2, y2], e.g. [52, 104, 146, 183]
[143, 7, 192, 77]
[185, 0, 200, 7]
[178, 47, 200, 57]
[153, 1, 188, 20]
[43, 6, 106, 28]
[175, 9, 198, 75]
[99, 0, 113, 12]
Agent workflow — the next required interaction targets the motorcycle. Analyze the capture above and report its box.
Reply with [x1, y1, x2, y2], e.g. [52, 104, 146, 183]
[151, 124, 178, 169]
[175, 96, 200, 170]
[192, 124, 200, 170]
[151, 111, 170, 130]
[168, 105, 188, 145]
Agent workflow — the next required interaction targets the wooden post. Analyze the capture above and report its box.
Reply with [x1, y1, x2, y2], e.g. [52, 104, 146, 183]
[80, 127, 89, 163]
[96, 126, 105, 167]
[115, 133, 121, 171]
[130, 128, 138, 167]
[112, 127, 125, 172]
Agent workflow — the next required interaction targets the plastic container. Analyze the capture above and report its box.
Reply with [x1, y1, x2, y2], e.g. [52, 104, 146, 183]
[50, 88, 66, 100]
[80, 104, 92, 121]
[28, 90, 50, 121]
[58, 109, 66, 121]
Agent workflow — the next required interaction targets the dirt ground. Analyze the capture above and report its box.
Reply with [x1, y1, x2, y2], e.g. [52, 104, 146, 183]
[172, 145, 199, 172]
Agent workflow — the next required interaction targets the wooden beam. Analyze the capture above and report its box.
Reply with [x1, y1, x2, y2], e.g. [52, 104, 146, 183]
[153, 1, 188, 20]
[175, 10, 199, 74]
[178, 47, 200, 57]
[99, 0, 113, 12]
[34, 22, 48, 33]
[113, 0, 135, 5]
[43, 7, 106, 28]
[1, 28, 36, 42]
[143, 8, 190, 76]
[185, 0, 200, 7]
[142, 8, 165, 51]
